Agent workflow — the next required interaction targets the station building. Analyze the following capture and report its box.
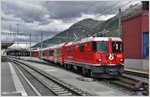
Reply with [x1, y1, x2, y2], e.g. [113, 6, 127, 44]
[122, 1, 149, 72]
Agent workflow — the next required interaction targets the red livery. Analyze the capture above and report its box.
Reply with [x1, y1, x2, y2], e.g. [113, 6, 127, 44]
[32, 36, 124, 78]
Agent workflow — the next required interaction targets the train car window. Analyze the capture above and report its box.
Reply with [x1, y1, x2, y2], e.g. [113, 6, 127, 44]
[112, 41, 123, 52]
[97, 41, 108, 53]
[67, 47, 71, 53]
[57, 49, 62, 56]
[92, 42, 97, 52]
[49, 50, 54, 56]
[80, 44, 84, 52]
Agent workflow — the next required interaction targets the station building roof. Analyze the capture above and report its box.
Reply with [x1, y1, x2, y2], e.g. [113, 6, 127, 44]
[1, 42, 14, 49]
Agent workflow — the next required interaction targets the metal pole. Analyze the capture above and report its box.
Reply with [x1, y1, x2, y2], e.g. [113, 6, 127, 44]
[30, 33, 31, 57]
[16, 24, 19, 48]
[40, 32, 43, 59]
[66, 31, 68, 42]
[47, 36, 48, 46]
[10, 24, 11, 33]
[118, 8, 122, 38]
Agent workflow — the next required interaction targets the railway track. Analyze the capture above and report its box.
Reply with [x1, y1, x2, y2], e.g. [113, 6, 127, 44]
[9, 58, 93, 96]
[124, 70, 148, 78]
[108, 73, 149, 96]
[7, 56, 149, 96]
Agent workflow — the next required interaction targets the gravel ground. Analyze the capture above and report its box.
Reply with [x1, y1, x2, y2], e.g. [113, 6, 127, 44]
[15, 64, 55, 96]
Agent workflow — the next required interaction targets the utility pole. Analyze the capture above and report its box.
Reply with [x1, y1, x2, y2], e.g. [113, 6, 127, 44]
[47, 36, 49, 46]
[30, 33, 31, 57]
[118, 8, 122, 38]
[36, 35, 38, 49]
[40, 32, 43, 59]
[10, 25, 11, 33]
[66, 31, 68, 42]
[16, 24, 19, 48]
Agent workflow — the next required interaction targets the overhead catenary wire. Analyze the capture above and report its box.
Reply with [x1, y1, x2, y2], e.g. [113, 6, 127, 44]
[87, 0, 134, 37]
[28, 1, 136, 48]
[95, 0, 133, 19]
[95, 1, 121, 18]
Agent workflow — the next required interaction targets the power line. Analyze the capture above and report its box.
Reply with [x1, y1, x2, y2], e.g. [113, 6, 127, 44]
[95, 1, 121, 18]
[95, 1, 132, 19]
[37, 1, 48, 19]
[85, 1, 133, 37]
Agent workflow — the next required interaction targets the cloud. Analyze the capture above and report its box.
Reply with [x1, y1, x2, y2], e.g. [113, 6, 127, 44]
[1, 1, 141, 48]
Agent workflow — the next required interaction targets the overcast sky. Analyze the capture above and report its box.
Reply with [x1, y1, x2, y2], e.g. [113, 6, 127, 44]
[1, 0, 141, 48]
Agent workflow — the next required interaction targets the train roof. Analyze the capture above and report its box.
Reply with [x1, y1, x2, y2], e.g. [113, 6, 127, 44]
[65, 37, 122, 46]
[42, 42, 66, 50]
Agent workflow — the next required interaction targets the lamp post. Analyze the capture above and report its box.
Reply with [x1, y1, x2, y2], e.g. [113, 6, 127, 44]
[40, 32, 43, 59]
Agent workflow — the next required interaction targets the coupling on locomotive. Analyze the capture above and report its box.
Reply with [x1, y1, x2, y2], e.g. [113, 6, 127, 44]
[8, 36, 124, 78]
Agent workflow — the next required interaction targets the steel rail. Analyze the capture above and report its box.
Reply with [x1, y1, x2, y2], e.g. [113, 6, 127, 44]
[9, 58, 94, 96]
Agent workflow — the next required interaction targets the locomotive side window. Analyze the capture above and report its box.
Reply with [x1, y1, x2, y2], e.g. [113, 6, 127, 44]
[97, 41, 108, 53]
[80, 44, 84, 52]
[49, 50, 54, 56]
[67, 47, 71, 53]
[92, 42, 97, 52]
[112, 41, 123, 52]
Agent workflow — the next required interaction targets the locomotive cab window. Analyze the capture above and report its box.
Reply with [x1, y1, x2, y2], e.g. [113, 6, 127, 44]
[112, 41, 123, 52]
[97, 41, 108, 53]
[80, 44, 84, 52]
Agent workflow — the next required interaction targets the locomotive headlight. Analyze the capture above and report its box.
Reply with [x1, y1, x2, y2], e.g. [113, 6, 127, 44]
[97, 58, 102, 62]
[120, 58, 124, 62]
[108, 54, 114, 60]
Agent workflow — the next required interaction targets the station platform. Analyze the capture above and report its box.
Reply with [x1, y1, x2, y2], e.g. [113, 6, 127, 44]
[11, 56, 149, 75]
[1, 57, 38, 96]
[124, 59, 149, 75]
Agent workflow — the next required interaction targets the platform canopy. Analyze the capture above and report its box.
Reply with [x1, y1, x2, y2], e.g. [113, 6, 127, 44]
[1, 42, 14, 49]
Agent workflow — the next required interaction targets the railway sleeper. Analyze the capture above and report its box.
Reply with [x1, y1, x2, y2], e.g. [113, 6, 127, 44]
[59, 93, 73, 96]
[52, 89, 65, 92]
[112, 81, 139, 91]
[118, 77, 137, 85]
[55, 91, 69, 94]
[134, 81, 144, 90]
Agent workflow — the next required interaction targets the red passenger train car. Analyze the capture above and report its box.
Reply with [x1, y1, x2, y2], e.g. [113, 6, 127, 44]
[32, 36, 124, 78]
[31, 49, 40, 57]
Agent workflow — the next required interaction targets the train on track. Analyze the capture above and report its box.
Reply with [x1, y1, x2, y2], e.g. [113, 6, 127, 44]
[32, 36, 124, 78]
[7, 49, 30, 56]
[7, 36, 124, 78]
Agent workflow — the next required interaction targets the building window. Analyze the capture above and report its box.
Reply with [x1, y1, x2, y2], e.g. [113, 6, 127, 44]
[143, 32, 149, 59]
[146, 33, 149, 58]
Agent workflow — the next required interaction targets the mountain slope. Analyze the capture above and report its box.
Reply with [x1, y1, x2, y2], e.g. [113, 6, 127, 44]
[33, 3, 142, 48]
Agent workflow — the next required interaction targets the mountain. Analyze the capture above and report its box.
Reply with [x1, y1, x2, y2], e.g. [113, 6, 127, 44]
[93, 3, 142, 37]
[32, 3, 142, 48]
[33, 18, 103, 48]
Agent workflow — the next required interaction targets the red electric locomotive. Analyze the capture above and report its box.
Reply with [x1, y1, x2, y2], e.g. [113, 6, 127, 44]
[32, 36, 124, 78]
[64, 36, 124, 78]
